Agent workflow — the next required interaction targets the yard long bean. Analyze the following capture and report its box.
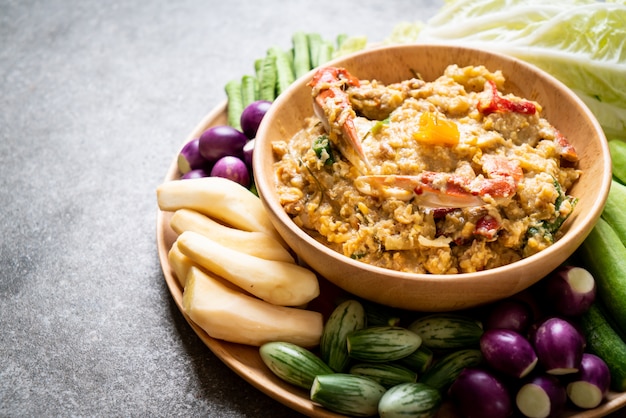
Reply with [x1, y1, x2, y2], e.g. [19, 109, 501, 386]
[225, 79, 243, 130]
[258, 54, 277, 102]
[268, 47, 295, 96]
[292, 31, 311, 79]
[241, 75, 259, 108]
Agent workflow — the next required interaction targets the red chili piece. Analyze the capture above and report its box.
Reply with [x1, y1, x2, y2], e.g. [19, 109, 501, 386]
[479, 80, 536, 115]
[475, 215, 500, 240]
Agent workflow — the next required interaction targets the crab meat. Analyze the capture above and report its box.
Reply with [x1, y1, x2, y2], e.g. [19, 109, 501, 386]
[308, 67, 372, 173]
[354, 155, 524, 208]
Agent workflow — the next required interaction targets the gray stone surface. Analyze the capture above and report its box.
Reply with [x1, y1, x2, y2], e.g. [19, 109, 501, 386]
[0, 0, 443, 416]
[6, 2, 623, 418]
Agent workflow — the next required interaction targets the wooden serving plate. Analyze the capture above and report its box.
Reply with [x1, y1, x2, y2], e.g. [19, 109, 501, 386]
[156, 102, 626, 418]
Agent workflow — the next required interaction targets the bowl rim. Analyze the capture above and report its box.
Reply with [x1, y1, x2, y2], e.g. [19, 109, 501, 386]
[253, 43, 612, 283]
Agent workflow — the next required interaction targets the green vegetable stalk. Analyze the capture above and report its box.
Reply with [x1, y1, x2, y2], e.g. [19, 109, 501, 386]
[578, 217, 626, 337]
[292, 31, 311, 79]
[223, 31, 368, 129]
[267, 46, 295, 96]
[580, 303, 626, 392]
[258, 54, 277, 102]
[224, 79, 243, 130]
[240, 75, 259, 108]
[307, 33, 323, 69]
[601, 179, 626, 247]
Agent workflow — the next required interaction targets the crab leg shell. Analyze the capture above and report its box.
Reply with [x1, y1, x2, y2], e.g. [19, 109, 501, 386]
[354, 174, 486, 208]
[309, 67, 372, 172]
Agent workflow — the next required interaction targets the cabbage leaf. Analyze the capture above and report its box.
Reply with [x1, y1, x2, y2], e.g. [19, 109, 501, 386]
[386, 0, 626, 140]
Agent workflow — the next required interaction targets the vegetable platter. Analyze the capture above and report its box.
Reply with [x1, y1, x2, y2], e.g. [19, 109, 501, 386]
[156, 102, 626, 418]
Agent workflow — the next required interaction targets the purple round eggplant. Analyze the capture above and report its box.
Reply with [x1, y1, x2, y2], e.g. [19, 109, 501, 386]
[177, 138, 208, 174]
[181, 167, 211, 180]
[480, 328, 538, 378]
[532, 317, 585, 375]
[543, 266, 596, 317]
[516, 374, 566, 418]
[198, 125, 248, 163]
[243, 139, 255, 169]
[566, 353, 611, 409]
[240, 100, 272, 139]
[448, 367, 513, 418]
[210, 156, 250, 188]
[485, 298, 534, 334]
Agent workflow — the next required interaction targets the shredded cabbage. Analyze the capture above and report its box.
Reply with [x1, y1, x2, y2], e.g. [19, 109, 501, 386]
[386, 0, 626, 140]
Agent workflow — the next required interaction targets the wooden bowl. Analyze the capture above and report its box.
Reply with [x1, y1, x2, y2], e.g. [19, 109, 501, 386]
[253, 44, 612, 312]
